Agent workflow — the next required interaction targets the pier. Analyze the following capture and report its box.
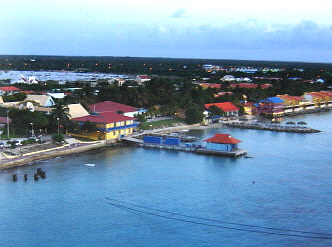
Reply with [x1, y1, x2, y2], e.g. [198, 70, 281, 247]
[225, 122, 321, 133]
[122, 136, 247, 158]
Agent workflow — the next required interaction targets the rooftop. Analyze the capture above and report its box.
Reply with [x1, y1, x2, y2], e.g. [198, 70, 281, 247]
[72, 112, 135, 124]
[89, 101, 137, 114]
[204, 134, 241, 144]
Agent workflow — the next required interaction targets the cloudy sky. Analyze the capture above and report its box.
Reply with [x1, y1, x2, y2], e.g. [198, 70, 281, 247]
[1, 0, 331, 63]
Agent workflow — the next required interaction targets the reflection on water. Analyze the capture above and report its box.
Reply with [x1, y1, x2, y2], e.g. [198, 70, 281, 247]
[0, 112, 331, 247]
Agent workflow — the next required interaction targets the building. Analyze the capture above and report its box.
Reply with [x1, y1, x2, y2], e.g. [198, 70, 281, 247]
[26, 95, 55, 107]
[0, 116, 12, 127]
[240, 102, 255, 115]
[136, 75, 151, 84]
[204, 102, 239, 117]
[70, 112, 137, 140]
[67, 104, 89, 119]
[203, 133, 241, 152]
[89, 101, 140, 118]
[253, 97, 284, 117]
[277, 94, 305, 113]
[304, 91, 332, 108]
[0, 86, 21, 96]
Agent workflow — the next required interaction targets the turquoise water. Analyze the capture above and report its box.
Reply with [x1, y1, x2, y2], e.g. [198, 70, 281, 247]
[0, 113, 331, 247]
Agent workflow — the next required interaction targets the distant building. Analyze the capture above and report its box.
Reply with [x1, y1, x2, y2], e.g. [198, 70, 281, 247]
[136, 75, 151, 84]
[26, 95, 55, 107]
[222, 75, 236, 82]
[254, 97, 284, 117]
[203, 133, 241, 152]
[67, 103, 89, 119]
[0, 86, 21, 96]
[89, 101, 140, 118]
[70, 112, 137, 140]
[204, 102, 239, 117]
[0, 116, 12, 127]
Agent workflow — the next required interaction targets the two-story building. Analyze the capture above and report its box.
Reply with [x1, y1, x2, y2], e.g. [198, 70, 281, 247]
[253, 97, 284, 117]
[70, 112, 137, 141]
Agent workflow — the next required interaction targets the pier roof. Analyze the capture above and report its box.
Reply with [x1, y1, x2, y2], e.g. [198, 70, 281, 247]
[204, 134, 241, 144]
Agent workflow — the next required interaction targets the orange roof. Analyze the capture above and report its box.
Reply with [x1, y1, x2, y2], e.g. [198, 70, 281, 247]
[204, 102, 239, 112]
[0, 86, 21, 91]
[204, 134, 241, 144]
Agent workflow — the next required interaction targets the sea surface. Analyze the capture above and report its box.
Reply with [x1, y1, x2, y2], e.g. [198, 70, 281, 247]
[0, 113, 331, 247]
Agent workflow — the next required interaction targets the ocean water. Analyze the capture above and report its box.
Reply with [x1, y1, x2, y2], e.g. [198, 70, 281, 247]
[0, 113, 331, 247]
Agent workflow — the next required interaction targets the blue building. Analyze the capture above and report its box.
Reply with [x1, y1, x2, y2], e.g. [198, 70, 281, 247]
[203, 134, 241, 151]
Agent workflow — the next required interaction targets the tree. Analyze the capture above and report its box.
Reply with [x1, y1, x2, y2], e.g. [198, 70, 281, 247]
[52, 133, 64, 143]
[51, 100, 71, 133]
[208, 105, 224, 118]
[185, 104, 204, 124]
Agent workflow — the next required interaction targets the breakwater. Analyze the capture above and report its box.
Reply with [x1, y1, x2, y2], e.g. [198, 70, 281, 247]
[225, 122, 321, 133]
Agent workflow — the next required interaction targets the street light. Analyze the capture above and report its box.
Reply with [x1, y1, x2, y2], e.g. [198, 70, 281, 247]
[149, 124, 153, 132]
[56, 118, 60, 134]
[6, 110, 9, 139]
[30, 122, 34, 137]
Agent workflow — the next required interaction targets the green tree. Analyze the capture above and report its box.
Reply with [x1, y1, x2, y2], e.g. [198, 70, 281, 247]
[185, 104, 204, 124]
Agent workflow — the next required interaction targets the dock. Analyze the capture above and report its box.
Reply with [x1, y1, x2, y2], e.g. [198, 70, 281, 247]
[225, 122, 321, 133]
[122, 137, 247, 158]
[195, 148, 247, 157]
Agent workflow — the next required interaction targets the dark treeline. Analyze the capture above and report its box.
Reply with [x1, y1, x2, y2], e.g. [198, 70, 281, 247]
[1, 55, 331, 78]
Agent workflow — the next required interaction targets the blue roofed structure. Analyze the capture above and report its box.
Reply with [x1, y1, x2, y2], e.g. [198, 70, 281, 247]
[259, 97, 284, 104]
[254, 97, 285, 117]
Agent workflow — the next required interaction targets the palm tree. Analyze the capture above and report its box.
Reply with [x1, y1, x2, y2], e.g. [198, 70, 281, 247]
[51, 100, 71, 133]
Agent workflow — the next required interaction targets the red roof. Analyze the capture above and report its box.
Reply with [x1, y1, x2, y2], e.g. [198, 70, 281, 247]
[0, 86, 21, 91]
[89, 101, 137, 114]
[0, 117, 12, 124]
[204, 102, 239, 112]
[72, 112, 135, 124]
[204, 134, 241, 144]
[138, 75, 150, 79]
[200, 83, 221, 89]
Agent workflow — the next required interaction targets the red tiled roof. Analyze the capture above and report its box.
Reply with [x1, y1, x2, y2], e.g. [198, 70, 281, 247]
[200, 83, 221, 89]
[72, 112, 135, 124]
[0, 117, 12, 124]
[204, 102, 239, 112]
[230, 83, 258, 89]
[89, 101, 137, 113]
[138, 75, 150, 79]
[260, 84, 273, 89]
[0, 86, 21, 91]
[204, 134, 241, 144]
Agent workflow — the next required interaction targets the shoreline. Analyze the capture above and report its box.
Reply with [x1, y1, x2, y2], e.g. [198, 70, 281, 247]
[0, 123, 214, 170]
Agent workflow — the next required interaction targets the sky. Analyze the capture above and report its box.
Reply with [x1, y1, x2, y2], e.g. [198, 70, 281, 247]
[1, 0, 332, 63]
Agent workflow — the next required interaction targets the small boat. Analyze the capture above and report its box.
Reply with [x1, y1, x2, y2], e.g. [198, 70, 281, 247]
[84, 163, 95, 167]
[245, 155, 254, 158]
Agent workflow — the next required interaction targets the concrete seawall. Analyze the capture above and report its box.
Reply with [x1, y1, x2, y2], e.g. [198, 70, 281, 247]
[0, 142, 107, 170]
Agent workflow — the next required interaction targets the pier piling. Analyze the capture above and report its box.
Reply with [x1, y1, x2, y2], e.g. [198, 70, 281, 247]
[12, 174, 18, 182]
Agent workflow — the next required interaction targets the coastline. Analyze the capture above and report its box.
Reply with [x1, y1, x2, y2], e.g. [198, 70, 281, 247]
[0, 123, 220, 170]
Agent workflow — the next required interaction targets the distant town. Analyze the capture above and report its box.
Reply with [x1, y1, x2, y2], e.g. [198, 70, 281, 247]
[0, 55, 331, 154]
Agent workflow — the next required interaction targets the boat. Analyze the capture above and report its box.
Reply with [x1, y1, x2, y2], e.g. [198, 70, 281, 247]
[84, 163, 95, 167]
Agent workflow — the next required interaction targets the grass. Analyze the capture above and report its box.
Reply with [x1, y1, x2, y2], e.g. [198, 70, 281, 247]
[139, 118, 186, 130]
